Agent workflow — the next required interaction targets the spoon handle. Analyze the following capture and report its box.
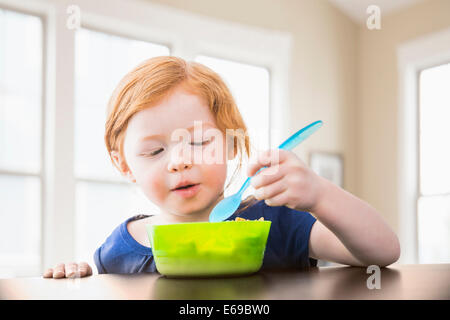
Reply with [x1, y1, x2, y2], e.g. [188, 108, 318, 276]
[278, 120, 323, 150]
[237, 120, 323, 196]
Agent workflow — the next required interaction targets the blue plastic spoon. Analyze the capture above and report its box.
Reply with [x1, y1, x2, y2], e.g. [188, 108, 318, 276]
[209, 120, 323, 222]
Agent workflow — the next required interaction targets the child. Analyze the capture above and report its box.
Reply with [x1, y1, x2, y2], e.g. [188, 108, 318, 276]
[43, 56, 400, 278]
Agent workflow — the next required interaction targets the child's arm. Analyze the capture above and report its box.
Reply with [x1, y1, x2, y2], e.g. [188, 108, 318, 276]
[308, 176, 400, 266]
[248, 149, 400, 267]
[43, 262, 93, 278]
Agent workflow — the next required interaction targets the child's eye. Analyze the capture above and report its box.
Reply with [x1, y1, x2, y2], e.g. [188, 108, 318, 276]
[141, 148, 164, 157]
[190, 138, 212, 146]
[151, 148, 164, 156]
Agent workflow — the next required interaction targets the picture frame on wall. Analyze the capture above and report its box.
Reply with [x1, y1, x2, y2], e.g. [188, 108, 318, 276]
[309, 151, 344, 188]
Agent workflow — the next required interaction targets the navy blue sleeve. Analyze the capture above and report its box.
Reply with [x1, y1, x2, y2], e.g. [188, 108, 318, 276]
[93, 246, 107, 274]
[92, 216, 157, 274]
[230, 200, 317, 269]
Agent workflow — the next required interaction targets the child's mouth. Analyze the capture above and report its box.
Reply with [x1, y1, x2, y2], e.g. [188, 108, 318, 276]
[172, 184, 201, 198]
[175, 184, 196, 190]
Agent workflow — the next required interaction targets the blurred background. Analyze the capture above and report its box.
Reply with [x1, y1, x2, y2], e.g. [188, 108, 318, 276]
[0, 0, 449, 277]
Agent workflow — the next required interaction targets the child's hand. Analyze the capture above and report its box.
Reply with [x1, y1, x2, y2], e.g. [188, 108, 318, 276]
[247, 149, 324, 212]
[43, 262, 93, 279]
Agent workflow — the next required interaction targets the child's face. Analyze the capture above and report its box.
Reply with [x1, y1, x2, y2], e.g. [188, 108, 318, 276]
[118, 86, 233, 221]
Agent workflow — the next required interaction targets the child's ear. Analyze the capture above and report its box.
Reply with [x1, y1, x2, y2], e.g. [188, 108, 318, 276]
[111, 151, 136, 183]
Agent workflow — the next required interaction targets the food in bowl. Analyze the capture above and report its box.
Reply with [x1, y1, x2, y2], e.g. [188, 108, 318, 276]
[146, 220, 271, 277]
[235, 216, 264, 221]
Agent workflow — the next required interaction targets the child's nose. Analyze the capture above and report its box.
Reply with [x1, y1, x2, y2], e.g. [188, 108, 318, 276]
[167, 161, 193, 172]
[167, 146, 194, 172]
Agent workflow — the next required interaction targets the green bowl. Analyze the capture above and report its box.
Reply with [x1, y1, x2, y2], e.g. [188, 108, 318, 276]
[146, 220, 271, 277]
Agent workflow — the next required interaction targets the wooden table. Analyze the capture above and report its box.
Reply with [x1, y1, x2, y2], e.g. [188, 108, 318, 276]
[0, 264, 448, 300]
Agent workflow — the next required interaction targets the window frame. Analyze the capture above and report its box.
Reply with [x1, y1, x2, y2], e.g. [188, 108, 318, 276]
[417, 62, 450, 263]
[397, 27, 450, 264]
[0, 0, 291, 274]
[0, 4, 46, 276]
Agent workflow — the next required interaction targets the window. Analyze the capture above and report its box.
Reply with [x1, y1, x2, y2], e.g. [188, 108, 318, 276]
[418, 62, 450, 263]
[73, 28, 169, 264]
[1, 0, 288, 276]
[0, 8, 43, 277]
[195, 55, 270, 197]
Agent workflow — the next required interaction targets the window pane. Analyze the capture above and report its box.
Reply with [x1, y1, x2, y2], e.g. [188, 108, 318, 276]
[418, 196, 450, 263]
[75, 181, 160, 266]
[0, 9, 42, 173]
[74, 28, 170, 181]
[419, 63, 450, 195]
[0, 175, 41, 273]
[195, 55, 270, 197]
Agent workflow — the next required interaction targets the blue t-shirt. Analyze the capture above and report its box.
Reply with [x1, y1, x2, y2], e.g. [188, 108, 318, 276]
[93, 200, 317, 274]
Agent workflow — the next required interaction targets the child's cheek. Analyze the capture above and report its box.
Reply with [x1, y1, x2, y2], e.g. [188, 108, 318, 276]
[204, 162, 228, 190]
[138, 171, 167, 205]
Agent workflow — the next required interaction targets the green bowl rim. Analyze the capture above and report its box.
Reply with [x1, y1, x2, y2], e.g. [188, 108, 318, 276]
[145, 220, 271, 248]
[146, 219, 271, 228]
